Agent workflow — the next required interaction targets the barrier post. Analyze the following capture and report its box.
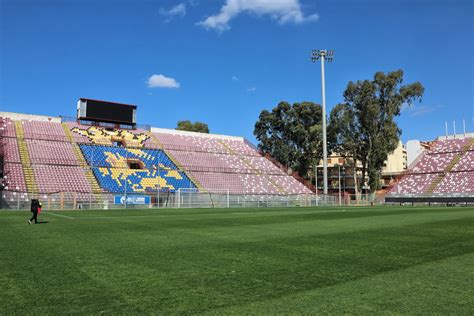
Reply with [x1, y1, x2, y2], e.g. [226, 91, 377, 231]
[177, 189, 181, 209]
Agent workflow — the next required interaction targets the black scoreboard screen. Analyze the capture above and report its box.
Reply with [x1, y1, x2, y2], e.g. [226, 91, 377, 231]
[77, 99, 137, 125]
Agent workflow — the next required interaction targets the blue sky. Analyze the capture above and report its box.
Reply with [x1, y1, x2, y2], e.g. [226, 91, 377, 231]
[1, 0, 473, 144]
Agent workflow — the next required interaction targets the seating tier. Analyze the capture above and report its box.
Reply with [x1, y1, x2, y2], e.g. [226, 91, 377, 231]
[453, 150, 474, 172]
[22, 120, 67, 141]
[391, 173, 440, 194]
[92, 167, 194, 194]
[3, 137, 20, 163]
[33, 165, 92, 193]
[26, 139, 78, 165]
[391, 138, 474, 195]
[411, 152, 456, 173]
[434, 171, 474, 193]
[80, 145, 175, 169]
[154, 132, 260, 156]
[3, 163, 27, 191]
[430, 138, 472, 153]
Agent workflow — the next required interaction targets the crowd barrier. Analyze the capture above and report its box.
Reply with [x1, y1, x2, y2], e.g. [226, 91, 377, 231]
[0, 189, 337, 210]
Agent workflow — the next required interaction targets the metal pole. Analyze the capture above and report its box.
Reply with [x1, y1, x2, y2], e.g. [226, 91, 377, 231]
[320, 55, 328, 195]
[177, 188, 181, 208]
[157, 185, 160, 208]
[342, 166, 346, 206]
[338, 165, 341, 206]
[124, 176, 127, 209]
[453, 121, 456, 138]
[463, 119, 466, 137]
[157, 157, 160, 208]
[445, 122, 448, 139]
[124, 149, 129, 209]
[315, 164, 318, 206]
[312, 49, 333, 196]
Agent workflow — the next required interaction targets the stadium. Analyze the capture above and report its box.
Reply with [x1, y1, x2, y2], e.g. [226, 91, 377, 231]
[1, 98, 473, 209]
[1, 0, 473, 314]
[1, 98, 473, 314]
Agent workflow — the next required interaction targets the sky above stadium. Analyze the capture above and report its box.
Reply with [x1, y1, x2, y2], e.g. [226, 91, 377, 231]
[1, 0, 473, 143]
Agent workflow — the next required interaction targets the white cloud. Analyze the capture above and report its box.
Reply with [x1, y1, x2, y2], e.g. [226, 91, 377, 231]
[159, 3, 187, 22]
[198, 0, 318, 32]
[402, 104, 442, 117]
[410, 106, 435, 117]
[147, 74, 180, 88]
[232, 75, 239, 81]
[247, 86, 257, 92]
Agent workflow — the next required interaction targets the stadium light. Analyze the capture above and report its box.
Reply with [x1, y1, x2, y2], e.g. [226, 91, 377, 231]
[311, 49, 334, 195]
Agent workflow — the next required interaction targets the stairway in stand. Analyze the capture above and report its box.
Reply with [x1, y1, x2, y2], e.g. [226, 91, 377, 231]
[147, 131, 204, 190]
[426, 140, 474, 193]
[62, 123, 103, 202]
[15, 121, 38, 194]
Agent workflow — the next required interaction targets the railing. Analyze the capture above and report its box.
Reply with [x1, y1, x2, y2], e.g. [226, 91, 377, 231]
[162, 143, 260, 157]
[387, 192, 474, 198]
[0, 189, 337, 210]
[60, 116, 151, 131]
[244, 138, 260, 152]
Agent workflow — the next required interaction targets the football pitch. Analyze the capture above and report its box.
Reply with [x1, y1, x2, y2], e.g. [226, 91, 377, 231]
[1, 206, 473, 314]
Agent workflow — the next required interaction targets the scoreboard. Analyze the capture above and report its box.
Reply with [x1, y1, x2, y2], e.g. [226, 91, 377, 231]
[77, 98, 137, 125]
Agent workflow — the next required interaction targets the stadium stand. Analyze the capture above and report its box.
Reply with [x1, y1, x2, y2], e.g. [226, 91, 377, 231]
[1, 112, 314, 208]
[389, 137, 474, 195]
[3, 108, 473, 209]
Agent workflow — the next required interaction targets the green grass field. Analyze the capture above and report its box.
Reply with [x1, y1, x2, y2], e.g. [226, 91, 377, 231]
[1, 206, 473, 314]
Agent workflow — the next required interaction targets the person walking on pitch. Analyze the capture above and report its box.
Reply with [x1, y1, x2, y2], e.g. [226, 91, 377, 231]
[28, 199, 41, 224]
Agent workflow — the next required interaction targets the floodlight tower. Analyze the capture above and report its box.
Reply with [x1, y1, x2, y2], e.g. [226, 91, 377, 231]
[311, 49, 334, 195]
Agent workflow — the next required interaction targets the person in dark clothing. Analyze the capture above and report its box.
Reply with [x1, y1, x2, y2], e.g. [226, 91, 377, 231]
[28, 199, 40, 224]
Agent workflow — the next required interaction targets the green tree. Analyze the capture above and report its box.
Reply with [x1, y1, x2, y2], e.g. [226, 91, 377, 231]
[176, 120, 209, 133]
[254, 101, 323, 177]
[328, 69, 424, 193]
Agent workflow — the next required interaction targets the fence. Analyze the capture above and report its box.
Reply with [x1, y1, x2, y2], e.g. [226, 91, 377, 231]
[385, 192, 474, 205]
[0, 189, 337, 210]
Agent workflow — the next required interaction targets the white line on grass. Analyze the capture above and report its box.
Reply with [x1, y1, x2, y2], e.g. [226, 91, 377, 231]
[62, 209, 352, 220]
[42, 212, 75, 220]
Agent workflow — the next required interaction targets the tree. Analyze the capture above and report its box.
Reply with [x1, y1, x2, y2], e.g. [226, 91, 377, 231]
[328, 69, 424, 193]
[254, 101, 323, 177]
[176, 120, 209, 133]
